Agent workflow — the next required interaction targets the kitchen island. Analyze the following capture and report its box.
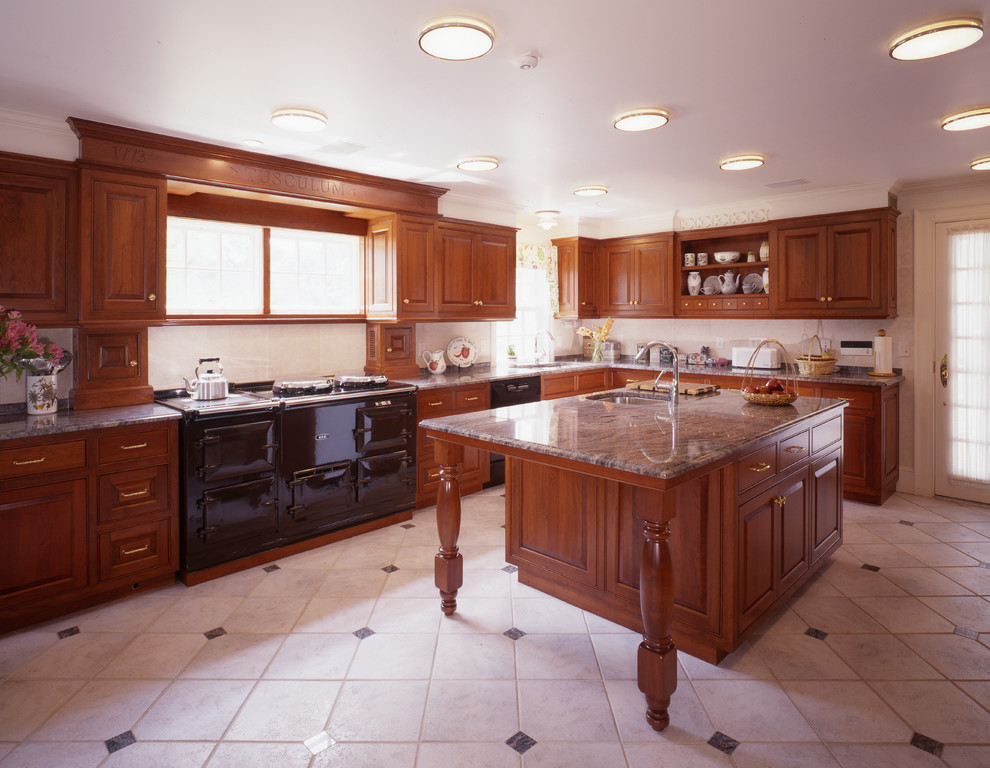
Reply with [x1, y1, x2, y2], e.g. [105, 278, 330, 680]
[421, 389, 846, 731]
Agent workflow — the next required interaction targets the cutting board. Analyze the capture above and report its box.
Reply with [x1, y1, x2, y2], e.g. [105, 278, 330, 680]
[625, 381, 721, 395]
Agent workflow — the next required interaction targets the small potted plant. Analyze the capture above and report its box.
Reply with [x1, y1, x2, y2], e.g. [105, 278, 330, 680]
[506, 344, 516, 360]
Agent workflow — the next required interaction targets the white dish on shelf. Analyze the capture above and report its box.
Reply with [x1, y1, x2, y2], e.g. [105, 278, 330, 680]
[446, 337, 478, 367]
[713, 251, 741, 264]
[742, 273, 765, 294]
[702, 275, 722, 295]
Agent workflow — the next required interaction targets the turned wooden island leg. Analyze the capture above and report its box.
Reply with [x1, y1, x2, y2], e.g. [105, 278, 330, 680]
[638, 518, 677, 731]
[433, 441, 464, 616]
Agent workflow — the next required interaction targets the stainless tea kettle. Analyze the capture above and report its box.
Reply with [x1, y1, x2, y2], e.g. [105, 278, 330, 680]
[183, 357, 229, 400]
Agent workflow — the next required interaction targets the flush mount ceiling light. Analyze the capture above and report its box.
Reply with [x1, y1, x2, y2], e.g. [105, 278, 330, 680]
[457, 156, 499, 171]
[419, 17, 495, 60]
[535, 210, 560, 230]
[613, 108, 670, 132]
[889, 18, 983, 60]
[972, 157, 990, 170]
[720, 154, 766, 171]
[940, 107, 990, 131]
[242, 138, 264, 147]
[270, 107, 328, 131]
[573, 185, 608, 197]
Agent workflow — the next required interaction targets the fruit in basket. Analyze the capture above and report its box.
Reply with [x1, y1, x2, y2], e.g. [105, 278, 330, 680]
[743, 385, 759, 394]
[765, 378, 784, 392]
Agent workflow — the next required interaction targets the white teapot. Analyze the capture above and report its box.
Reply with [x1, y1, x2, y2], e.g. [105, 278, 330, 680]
[422, 349, 447, 374]
[717, 270, 740, 295]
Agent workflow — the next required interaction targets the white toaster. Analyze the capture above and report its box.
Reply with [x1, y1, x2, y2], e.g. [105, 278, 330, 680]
[731, 346, 782, 369]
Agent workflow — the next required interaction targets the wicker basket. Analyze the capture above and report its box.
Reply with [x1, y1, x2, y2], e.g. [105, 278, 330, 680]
[741, 339, 798, 406]
[794, 334, 836, 376]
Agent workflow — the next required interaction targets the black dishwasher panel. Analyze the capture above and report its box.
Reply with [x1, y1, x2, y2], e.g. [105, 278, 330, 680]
[487, 375, 542, 487]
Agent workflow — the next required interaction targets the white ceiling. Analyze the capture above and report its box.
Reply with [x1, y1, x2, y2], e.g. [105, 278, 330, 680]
[2, 0, 989, 227]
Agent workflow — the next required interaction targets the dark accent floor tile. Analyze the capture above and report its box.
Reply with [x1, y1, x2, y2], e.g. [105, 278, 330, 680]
[861, 563, 881, 572]
[502, 565, 518, 574]
[911, 732, 944, 756]
[105, 731, 136, 754]
[805, 627, 829, 641]
[353, 627, 375, 640]
[505, 731, 537, 754]
[381, 564, 399, 573]
[954, 626, 980, 640]
[708, 731, 740, 754]
[263, 564, 281, 573]
[980, 561, 990, 570]
[57, 626, 80, 640]
[400, 523, 416, 529]
[898, 519, 915, 526]
[501, 524, 506, 529]
[503, 627, 526, 641]
[204, 627, 227, 640]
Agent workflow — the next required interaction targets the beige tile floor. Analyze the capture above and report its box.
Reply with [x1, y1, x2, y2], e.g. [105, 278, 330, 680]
[1, 488, 988, 768]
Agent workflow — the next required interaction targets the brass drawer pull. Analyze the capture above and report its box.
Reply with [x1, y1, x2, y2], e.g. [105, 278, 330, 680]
[120, 489, 149, 498]
[837, 397, 855, 403]
[748, 462, 772, 473]
[427, 471, 440, 481]
[428, 401, 444, 407]
[120, 442, 149, 450]
[13, 457, 46, 466]
[772, 495, 787, 507]
[121, 544, 150, 556]
[464, 396, 481, 402]
[784, 446, 805, 454]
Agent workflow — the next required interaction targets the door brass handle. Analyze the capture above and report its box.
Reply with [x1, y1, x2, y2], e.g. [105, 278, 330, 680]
[121, 544, 150, 556]
[940, 353, 948, 388]
[13, 457, 46, 465]
[120, 442, 148, 450]
[119, 489, 149, 498]
[748, 462, 771, 472]
[772, 495, 787, 507]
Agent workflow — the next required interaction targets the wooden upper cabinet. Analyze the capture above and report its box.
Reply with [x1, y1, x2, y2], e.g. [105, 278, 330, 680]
[554, 237, 598, 318]
[80, 168, 166, 322]
[0, 153, 77, 325]
[436, 220, 516, 320]
[774, 208, 895, 318]
[365, 214, 437, 320]
[599, 234, 673, 317]
[365, 216, 395, 317]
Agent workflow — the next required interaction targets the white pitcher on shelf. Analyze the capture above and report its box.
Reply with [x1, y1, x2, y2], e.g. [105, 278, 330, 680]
[422, 349, 447, 374]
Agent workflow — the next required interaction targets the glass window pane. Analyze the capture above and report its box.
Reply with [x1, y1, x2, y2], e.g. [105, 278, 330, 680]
[269, 228, 362, 314]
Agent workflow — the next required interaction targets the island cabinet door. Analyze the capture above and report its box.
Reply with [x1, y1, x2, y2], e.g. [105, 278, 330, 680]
[810, 448, 843, 564]
[774, 470, 810, 595]
[737, 492, 777, 630]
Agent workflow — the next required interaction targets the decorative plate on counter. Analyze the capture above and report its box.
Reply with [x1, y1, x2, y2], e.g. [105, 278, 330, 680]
[446, 337, 478, 367]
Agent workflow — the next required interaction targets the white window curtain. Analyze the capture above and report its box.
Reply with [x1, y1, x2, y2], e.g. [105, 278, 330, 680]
[946, 223, 990, 484]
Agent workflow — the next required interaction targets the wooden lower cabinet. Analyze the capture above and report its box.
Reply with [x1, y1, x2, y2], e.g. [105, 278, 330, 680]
[541, 369, 608, 400]
[0, 420, 179, 633]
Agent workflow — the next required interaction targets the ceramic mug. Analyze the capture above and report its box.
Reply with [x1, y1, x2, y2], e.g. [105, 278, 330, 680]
[683, 252, 696, 267]
[696, 252, 708, 266]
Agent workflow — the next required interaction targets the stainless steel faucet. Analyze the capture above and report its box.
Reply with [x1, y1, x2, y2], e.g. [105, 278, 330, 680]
[534, 329, 556, 362]
[634, 340, 679, 403]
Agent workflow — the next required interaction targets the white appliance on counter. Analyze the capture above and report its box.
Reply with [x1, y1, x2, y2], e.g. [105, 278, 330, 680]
[731, 346, 782, 369]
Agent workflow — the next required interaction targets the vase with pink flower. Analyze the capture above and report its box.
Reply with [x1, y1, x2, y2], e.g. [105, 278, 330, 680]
[1, 306, 72, 415]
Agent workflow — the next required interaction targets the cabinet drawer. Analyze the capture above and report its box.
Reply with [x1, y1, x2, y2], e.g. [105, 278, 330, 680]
[778, 430, 810, 472]
[454, 385, 489, 412]
[820, 385, 876, 412]
[0, 440, 86, 480]
[737, 444, 777, 494]
[812, 415, 843, 454]
[98, 426, 169, 463]
[576, 370, 607, 393]
[98, 464, 170, 523]
[98, 518, 171, 582]
[418, 391, 453, 416]
[541, 372, 576, 399]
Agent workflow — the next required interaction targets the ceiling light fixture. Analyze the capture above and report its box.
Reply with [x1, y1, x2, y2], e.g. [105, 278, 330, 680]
[457, 156, 499, 171]
[419, 17, 495, 60]
[242, 138, 264, 147]
[940, 107, 990, 131]
[573, 185, 608, 197]
[535, 210, 560, 230]
[270, 107, 328, 132]
[720, 154, 766, 171]
[971, 157, 990, 171]
[889, 18, 983, 60]
[613, 108, 670, 132]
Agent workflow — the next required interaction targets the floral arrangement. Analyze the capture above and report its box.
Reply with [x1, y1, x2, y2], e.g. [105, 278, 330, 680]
[0, 306, 69, 380]
[575, 317, 614, 343]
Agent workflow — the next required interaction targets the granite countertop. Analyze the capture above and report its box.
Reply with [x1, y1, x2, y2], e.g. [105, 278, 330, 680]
[396, 358, 903, 390]
[420, 388, 846, 481]
[0, 403, 181, 442]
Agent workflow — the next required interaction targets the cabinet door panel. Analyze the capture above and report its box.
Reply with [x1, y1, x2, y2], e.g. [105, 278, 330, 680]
[474, 232, 514, 315]
[635, 238, 672, 315]
[828, 220, 881, 311]
[777, 472, 809, 593]
[811, 450, 842, 563]
[838, 412, 874, 494]
[397, 217, 436, 317]
[775, 226, 826, 314]
[738, 494, 776, 629]
[365, 217, 394, 315]
[599, 244, 635, 314]
[436, 228, 475, 313]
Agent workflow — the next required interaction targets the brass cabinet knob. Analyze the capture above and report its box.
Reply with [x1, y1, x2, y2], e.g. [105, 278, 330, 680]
[148, 294, 156, 301]
[581, 301, 587, 305]
[828, 296, 833, 301]
[386, 347, 393, 353]
[403, 298, 409, 304]
[129, 360, 137, 367]
[820, 297, 826, 302]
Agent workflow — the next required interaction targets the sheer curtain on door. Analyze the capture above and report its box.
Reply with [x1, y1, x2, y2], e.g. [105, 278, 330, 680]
[945, 223, 990, 485]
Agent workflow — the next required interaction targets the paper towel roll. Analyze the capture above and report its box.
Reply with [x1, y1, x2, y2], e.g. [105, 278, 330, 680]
[873, 334, 893, 374]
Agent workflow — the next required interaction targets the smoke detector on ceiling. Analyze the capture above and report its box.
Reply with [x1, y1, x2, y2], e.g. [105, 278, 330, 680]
[512, 51, 540, 70]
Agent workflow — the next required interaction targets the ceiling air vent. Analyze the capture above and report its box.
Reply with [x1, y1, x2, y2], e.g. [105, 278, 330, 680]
[888, 191, 899, 209]
[764, 178, 809, 190]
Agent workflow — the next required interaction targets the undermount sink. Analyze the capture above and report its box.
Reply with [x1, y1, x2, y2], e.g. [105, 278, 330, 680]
[587, 392, 671, 405]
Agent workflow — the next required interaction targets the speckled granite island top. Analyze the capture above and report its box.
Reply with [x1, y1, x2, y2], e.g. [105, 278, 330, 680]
[420, 389, 846, 481]
[0, 403, 181, 441]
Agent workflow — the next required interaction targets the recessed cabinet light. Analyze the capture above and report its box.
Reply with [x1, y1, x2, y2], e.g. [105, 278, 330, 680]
[972, 157, 990, 170]
[271, 108, 328, 131]
[940, 107, 990, 131]
[573, 185, 608, 197]
[613, 109, 670, 132]
[457, 156, 499, 171]
[419, 17, 495, 60]
[889, 18, 983, 60]
[720, 154, 766, 171]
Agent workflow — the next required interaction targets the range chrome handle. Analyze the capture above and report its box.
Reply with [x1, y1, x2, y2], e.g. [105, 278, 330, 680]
[13, 457, 46, 466]
[940, 353, 948, 389]
[748, 462, 772, 473]
[121, 544, 150, 556]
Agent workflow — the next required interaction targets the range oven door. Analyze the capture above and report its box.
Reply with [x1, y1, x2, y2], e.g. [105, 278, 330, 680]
[193, 417, 277, 484]
[354, 401, 415, 454]
[281, 461, 361, 542]
[186, 476, 278, 571]
[356, 450, 415, 511]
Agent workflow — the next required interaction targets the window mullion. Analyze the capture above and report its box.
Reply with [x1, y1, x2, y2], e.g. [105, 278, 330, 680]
[263, 227, 272, 316]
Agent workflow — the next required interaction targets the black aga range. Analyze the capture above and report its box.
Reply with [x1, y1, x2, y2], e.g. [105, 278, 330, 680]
[157, 375, 416, 575]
